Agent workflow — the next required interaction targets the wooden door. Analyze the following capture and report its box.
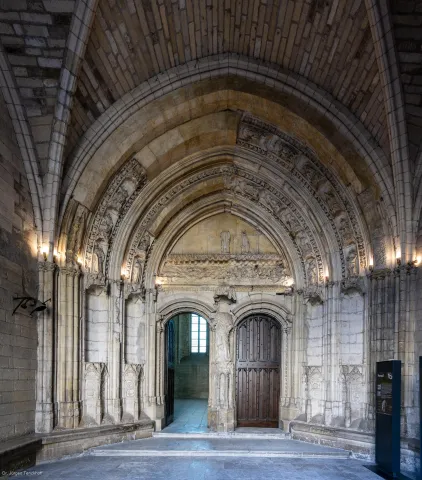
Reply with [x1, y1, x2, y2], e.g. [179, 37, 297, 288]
[165, 319, 175, 426]
[236, 315, 281, 427]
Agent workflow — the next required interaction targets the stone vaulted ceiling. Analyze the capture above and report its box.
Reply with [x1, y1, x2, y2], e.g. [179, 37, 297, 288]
[67, 0, 388, 161]
[0, 0, 421, 259]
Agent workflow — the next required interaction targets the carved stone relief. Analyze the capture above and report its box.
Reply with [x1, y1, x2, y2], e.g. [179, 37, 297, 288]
[82, 362, 105, 426]
[237, 115, 368, 274]
[341, 365, 364, 428]
[122, 364, 143, 422]
[220, 231, 231, 254]
[241, 231, 250, 254]
[83, 158, 147, 280]
[304, 366, 323, 422]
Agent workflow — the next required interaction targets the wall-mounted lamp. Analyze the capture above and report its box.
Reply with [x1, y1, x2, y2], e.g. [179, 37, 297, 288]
[13, 297, 51, 316]
[368, 263, 374, 272]
[41, 246, 48, 261]
[396, 257, 401, 266]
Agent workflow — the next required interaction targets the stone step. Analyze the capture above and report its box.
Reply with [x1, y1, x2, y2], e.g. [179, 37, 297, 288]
[90, 437, 350, 459]
[153, 431, 291, 440]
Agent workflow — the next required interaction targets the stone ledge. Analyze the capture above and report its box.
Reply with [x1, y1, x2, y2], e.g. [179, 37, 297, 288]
[289, 421, 374, 457]
[37, 419, 154, 464]
[0, 435, 42, 474]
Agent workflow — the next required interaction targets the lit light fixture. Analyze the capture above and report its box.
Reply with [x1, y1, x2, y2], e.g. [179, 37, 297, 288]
[77, 256, 83, 265]
[41, 245, 48, 261]
[396, 257, 401, 266]
[415, 256, 421, 266]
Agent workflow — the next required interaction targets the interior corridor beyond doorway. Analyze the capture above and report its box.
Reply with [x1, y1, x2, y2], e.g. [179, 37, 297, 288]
[162, 399, 209, 433]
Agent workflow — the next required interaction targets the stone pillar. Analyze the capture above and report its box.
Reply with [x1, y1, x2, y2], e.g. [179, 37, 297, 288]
[103, 279, 124, 424]
[209, 288, 236, 432]
[56, 264, 81, 429]
[36, 261, 57, 433]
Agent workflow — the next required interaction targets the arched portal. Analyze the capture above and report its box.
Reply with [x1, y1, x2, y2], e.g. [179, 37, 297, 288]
[164, 312, 210, 430]
[236, 314, 281, 428]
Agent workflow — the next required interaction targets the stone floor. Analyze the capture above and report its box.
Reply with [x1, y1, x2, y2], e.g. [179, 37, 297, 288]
[162, 398, 209, 433]
[22, 456, 381, 479]
[8, 401, 383, 479]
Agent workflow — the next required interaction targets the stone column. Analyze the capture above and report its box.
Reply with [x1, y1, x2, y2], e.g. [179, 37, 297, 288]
[209, 287, 236, 432]
[36, 261, 57, 433]
[103, 279, 124, 423]
[56, 264, 81, 429]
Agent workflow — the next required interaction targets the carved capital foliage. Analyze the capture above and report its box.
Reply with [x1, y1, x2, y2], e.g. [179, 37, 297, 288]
[341, 276, 365, 296]
[38, 261, 57, 273]
[84, 272, 107, 294]
[302, 285, 324, 305]
[214, 285, 237, 303]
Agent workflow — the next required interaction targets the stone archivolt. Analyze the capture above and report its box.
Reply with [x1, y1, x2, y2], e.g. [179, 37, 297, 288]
[237, 115, 368, 275]
[83, 158, 147, 281]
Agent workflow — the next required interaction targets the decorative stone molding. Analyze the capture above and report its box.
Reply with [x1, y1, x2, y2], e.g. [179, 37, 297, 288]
[126, 165, 233, 276]
[84, 158, 147, 276]
[237, 115, 368, 275]
[224, 167, 324, 284]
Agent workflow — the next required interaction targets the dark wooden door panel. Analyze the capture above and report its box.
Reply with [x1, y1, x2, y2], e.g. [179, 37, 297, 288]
[236, 315, 281, 428]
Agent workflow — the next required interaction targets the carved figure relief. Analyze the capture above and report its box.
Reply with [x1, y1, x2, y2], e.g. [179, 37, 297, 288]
[92, 241, 105, 275]
[220, 231, 231, 254]
[68, 210, 86, 258]
[345, 246, 357, 277]
[241, 231, 250, 254]
[131, 257, 143, 284]
[306, 257, 318, 285]
[138, 232, 151, 251]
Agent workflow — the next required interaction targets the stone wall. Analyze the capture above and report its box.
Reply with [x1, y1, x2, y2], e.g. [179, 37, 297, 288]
[0, 91, 38, 441]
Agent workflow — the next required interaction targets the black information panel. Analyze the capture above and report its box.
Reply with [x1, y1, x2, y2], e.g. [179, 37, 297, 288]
[375, 360, 401, 478]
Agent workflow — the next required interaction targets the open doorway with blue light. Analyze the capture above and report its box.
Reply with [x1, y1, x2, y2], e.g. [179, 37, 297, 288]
[164, 312, 210, 433]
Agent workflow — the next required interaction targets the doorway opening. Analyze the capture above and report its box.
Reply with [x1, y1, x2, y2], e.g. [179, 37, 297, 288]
[236, 314, 281, 427]
[164, 312, 210, 432]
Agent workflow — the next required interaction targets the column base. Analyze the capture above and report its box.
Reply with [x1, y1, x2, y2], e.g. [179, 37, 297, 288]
[35, 402, 54, 433]
[144, 402, 165, 431]
[208, 407, 235, 432]
[56, 401, 81, 429]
